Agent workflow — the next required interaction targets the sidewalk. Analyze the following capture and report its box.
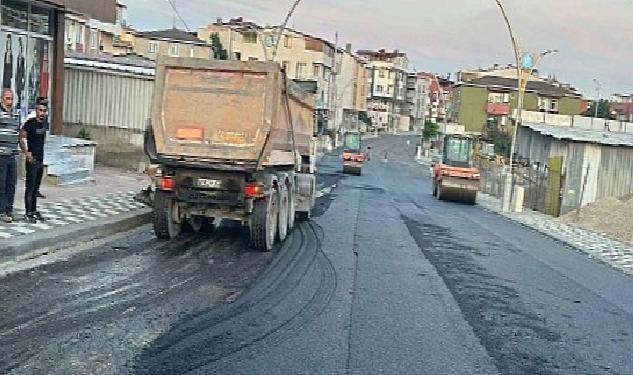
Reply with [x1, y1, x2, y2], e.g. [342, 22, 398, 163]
[477, 193, 633, 276]
[0, 166, 151, 261]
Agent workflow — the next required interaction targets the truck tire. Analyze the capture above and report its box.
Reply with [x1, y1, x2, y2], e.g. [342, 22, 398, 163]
[287, 181, 296, 231]
[278, 184, 289, 242]
[250, 190, 279, 252]
[154, 191, 181, 239]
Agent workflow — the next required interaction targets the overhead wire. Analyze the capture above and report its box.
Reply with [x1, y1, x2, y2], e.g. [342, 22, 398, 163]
[165, 0, 190, 31]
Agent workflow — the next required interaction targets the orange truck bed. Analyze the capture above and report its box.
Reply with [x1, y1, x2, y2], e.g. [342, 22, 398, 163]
[151, 56, 315, 170]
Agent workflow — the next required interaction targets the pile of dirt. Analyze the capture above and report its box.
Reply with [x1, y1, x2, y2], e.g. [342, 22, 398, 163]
[561, 195, 633, 245]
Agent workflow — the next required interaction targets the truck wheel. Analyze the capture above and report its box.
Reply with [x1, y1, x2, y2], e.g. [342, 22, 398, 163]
[154, 191, 181, 239]
[287, 182, 296, 231]
[250, 190, 279, 252]
[278, 184, 289, 242]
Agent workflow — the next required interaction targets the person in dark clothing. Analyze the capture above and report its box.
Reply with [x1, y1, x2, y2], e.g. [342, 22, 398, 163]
[0, 88, 18, 223]
[19, 97, 48, 223]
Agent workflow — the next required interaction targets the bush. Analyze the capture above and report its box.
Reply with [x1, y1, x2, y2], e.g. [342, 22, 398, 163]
[77, 128, 91, 140]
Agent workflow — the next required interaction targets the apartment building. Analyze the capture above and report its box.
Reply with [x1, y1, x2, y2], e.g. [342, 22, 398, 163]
[332, 43, 370, 133]
[358, 49, 409, 132]
[453, 76, 583, 134]
[418, 72, 453, 124]
[405, 72, 429, 132]
[198, 18, 342, 134]
[611, 93, 633, 122]
[64, 0, 126, 55]
[133, 28, 213, 61]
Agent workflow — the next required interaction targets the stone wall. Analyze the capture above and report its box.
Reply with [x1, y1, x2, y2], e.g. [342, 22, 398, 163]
[62, 123, 149, 172]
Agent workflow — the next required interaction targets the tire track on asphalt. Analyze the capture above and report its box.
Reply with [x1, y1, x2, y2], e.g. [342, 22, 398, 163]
[0, 225, 259, 375]
[134, 221, 338, 375]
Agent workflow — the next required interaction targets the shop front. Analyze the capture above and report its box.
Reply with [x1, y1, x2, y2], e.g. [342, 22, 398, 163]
[0, 0, 55, 122]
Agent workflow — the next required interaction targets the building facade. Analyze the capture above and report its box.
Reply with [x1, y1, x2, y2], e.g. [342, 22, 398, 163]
[611, 93, 633, 122]
[453, 76, 583, 134]
[198, 18, 346, 135]
[358, 49, 409, 132]
[332, 44, 369, 133]
[132, 28, 213, 61]
[64, 0, 125, 55]
[0, 0, 117, 134]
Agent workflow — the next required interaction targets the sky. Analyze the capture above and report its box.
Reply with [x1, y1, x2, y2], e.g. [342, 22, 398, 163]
[123, 0, 633, 98]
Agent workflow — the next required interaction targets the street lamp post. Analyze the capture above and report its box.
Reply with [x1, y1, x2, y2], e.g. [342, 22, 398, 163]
[494, 0, 557, 212]
[592, 79, 601, 128]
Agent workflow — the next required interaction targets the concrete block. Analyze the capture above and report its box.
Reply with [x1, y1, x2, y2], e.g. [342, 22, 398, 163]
[513, 186, 525, 213]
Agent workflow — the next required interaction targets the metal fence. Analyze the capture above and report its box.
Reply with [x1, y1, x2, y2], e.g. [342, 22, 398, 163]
[478, 160, 560, 216]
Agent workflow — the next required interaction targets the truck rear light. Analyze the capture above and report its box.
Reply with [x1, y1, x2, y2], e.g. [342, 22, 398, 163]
[245, 183, 264, 198]
[161, 176, 174, 190]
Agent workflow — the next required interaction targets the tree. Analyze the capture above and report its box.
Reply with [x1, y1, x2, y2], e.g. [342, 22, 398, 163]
[585, 99, 611, 119]
[423, 120, 439, 140]
[210, 32, 228, 60]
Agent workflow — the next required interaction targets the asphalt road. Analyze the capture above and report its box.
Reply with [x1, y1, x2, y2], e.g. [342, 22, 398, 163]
[2, 134, 633, 375]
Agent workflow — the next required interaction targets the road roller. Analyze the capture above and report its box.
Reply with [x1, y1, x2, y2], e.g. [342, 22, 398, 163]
[342, 131, 365, 176]
[432, 135, 480, 205]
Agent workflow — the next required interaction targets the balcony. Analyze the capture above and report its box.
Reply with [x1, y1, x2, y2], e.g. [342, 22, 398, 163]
[486, 103, 510, 115]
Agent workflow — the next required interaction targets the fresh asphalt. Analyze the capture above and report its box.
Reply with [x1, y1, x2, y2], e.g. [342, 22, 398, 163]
[1, 135, 632, 375]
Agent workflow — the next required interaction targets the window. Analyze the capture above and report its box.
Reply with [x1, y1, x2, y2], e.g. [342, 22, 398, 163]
[169, 43, 179, 57]
[1, 0, 28, 30]
[379, 69, 386, 78]
[242, 32, 257, 44]
[488, 93, 504, 103]
[284, 35, 293, 48]
[30, 4, 53, 35]
[148, 41, 158, 53]
[376, 85, 384, 93]
[313, 64, 321, 77]
[90, 30, 99, 50]
[116, 6, 123, 25]
[76, 24, 85, 45]
[550, 99, 559, 111]
[295, 63, 306, 79]
[234, 51, 242, 60]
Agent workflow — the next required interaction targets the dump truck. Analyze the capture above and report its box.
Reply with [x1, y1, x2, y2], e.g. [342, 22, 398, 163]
[145, 57, 317, 251]
[432, 134, 480, 205]
[342, 131, 364, 175]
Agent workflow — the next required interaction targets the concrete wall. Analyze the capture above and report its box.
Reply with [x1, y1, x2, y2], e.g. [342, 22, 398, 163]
[62, 64, 154, 171]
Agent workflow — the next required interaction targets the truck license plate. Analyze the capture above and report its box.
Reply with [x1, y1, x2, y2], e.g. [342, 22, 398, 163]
[195, 178, 222, 188]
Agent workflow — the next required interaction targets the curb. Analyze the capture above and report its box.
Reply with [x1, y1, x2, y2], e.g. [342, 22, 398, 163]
[0, 208, 152, 264]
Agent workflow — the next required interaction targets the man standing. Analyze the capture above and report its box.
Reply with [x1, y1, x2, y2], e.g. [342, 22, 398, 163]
[0, 88, 18, 223]
[19, 97, 48, 223]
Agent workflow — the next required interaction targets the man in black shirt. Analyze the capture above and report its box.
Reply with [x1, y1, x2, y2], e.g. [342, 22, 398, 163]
[19, 98, 48, 223]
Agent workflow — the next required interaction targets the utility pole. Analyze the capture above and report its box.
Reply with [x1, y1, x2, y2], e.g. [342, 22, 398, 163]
[592, 79, 601, 128]
[494, 0, 557, 212]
